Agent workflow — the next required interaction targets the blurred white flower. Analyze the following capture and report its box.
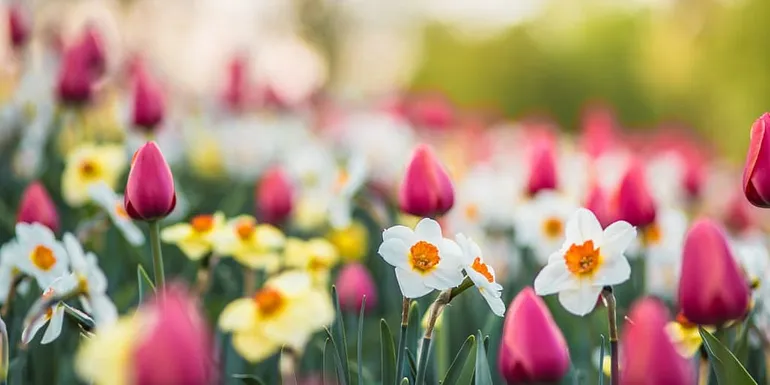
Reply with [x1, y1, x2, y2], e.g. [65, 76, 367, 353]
[88, 183, 145, 246]
[633, 209, 687, 298]
[63, 233, 117, 326]
[731, 232, 769, 289]
[449, 165, 518, 234]
[456, 233, 504, 317]
[514, 191, 578, 264]
[14, 223, 69, 289]
[329, 153, 368, 229]
[21, 278, 69, 345]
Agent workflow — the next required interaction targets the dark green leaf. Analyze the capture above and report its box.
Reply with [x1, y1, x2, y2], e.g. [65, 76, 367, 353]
[406, 302, 421, 357]
[699, 327, 757, 385]
[136, 264, 155, 303]
[232, 374, 265, 385]
[323, 338, 338, 385]
[474, 331, 493, 385]
[381, 320, 397, 385]
[331, 286, 351, 385]
[441, 335, 476, 385]
[598, 335, 605, 385]
[400, 379, 410, 385]
[733, 307, 757, 366]
[357, 296, 366, 385]
[325, 328, 348, 385]
[406, 348, 418, 380]
[482, 336, 489, 355]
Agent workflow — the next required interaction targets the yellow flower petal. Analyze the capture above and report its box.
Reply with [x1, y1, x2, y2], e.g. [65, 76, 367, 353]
[233, 329, 281, 363]
[75, 316, 139, 385]
[219, 298, 258, 332]
[327, 222, 369, 262]
[160, 224, 194, 243]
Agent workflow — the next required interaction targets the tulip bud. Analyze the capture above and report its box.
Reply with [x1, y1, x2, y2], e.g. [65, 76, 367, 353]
[124, 142, 176, 221]
[615, 161, 656, 228]
[526, 141, 558, 196]
[678, 219, 750, 325]
[399, 144, 454, 217]
[17, 181, 59, 233]
[586, 184, 612, 228]
[620, 298, 693, 385]
[255, 167, 293, 226]
[133, 285, 217, 385]
[743, 113, 770, 208]
[7, 3, 29, 50]
[56, 43, 95, 105]
[335, 263, 377, 313]
[498, 287, 570, 384]
[222, 55, 251, 112]
[79, 25, 106, 78]
[406, 94, 454, 130]
[132, 63, 165, 132]
[724, 190, 756, 234]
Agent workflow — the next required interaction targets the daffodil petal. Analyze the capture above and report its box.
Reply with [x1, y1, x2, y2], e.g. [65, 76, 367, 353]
[557, 284, 602, 316]
[395, 268, 433, 299]
[565, 208, 603, 246]
[534, 263, 578, 295]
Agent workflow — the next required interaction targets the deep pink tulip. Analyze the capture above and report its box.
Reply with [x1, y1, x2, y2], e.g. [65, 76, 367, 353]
[78, 25, 105, 78]
[678, 219, 750, 325]
[335, 263, 377, 313]
[723, 190, 756, 234]
[222, 55, 252, 112]
[256, 167, 293, 226]
[56, 43, 95, 104]
[132, 63, 165, 132]
[614, 161, 656, 228]
[124, 142, 176, 221]
[7, 3, 29, 50]
[406, 94, 454, 130]
[133, 285, 217, 385]
[579, 106, 617, 159]
[398, 144, 454, 217]
[498, 287, 570, 384]
[526, 140, 558, 196]
[620, 298, 693, 385]
[743, 113, 770, 208]
[17, 182, 59, 233]
[586, 184, 612, 228]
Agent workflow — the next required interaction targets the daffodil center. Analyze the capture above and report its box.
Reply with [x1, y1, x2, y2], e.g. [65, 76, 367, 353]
[563, 240, 601, 276]
[675, 312, 696, 329]
[308, 256, 328, 271]
[542, 217, 564, 239]
[465, 204, 479, 221]
[114, 202, 129, 219]
[641, 223, 661, 246]
[409, 241, 440, 274]
[335, 170, 349, 192]
[236, 220, 256, 240]
[77, 275, 89, 294]
[79, 160, 100, 180]
[30, 245, 56, 271]
[191, 214, 215, 233]
[471, 257, 493, 283]
[254, 288, 284, 317]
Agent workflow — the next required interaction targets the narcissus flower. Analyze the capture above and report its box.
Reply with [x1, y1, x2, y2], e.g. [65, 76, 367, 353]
[161, 212, 226, 261]
[515, 191, 578, 264]
[62, 143, 126, 207]
[88, 183, 144, 246]
[17, 181, 59, 233]
[377, 218, 464, 298]
[498, 287, 570, 384]
[219, 271, 333, 363]
[534, 208, 636, 316]
[335, 263, 377, 313]
[398, 144, 454, 217]
[614, 161, 657, 228]
[21, 279, 68, 345]
[678, 219, 750, 325]
[456, 234, 504, 316]
[13, 223, 69, 288]
[211, 215, 285, 271]
[62, 233, 117, 326]
[327, 222, 369, 263]
[124, 141, 177, 221]
[744, 113, 770, 208]
[284, 238, 339, 286]
[256, 167, 294, 226]
[328, 154, 368, 229]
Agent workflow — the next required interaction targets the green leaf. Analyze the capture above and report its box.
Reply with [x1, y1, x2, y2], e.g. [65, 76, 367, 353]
[357, 296, 366, 385]
[474, 331, 493, 385]
[733, 307, 757, 366]
[232, 374, 265, 385]
[381, 320, 397, 385]
[699, 327, 758, 385]
[400, 379, 410, 385]
[331, 286, 351, 385]
[136, 264, 155, 303]
[441, 335, 476, 385]
[406, 302, 421, 355]
[325, 328, 348, 385]
[406, 348, 418, 380]
[482, 335, 489, 355]
[323, 338, 337, 385]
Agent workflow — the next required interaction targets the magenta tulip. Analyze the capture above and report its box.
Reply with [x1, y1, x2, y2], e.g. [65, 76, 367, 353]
[335, 263, 378, 313]
[614, 161, 656, 228]
[585, 184, 612, 228]
[743, 113, 770, 208]
[399, 144, 454, 217]
[7, 3, 29, 50]
[17, 181, 59, 233]
[256, 167, 294, 226]
[132, 63, 165, 132]
[526, 141, 558, 196]
[56, 43, 94, 104]
[124, 142, 176, 221]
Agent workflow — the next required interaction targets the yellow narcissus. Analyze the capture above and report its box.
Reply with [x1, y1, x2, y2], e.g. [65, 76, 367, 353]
[75, 317, 140, 385]
[211, 215, 285, 271]
[219, 270, 334, 363]
[62, 143, 126, 207]
[284, 238, 339, 286]
[161, 212, 226, 261]
[327, 222, 368, 263]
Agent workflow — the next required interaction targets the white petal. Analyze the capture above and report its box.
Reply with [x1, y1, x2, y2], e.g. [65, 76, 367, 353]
[557, 284, 603, 316]
[63, 233, 86, 271]
[565, 208, 603, 245]
[534, 262, 578, 295]
[90, 294, 118, 326]
[21, 313, 48, 344]
[601, 221, 637, 259]
[377, 239, 410, 269]
[395, 268, 433, 299]
[414, 218, 443, 244]
[423, 268, 464, 290]
[592, 257, 631, 287]
[480, 289, 506, 317]
[382, 225, 414, 242]
[120, 221, 145, 246]
[41, 306, 65, 344]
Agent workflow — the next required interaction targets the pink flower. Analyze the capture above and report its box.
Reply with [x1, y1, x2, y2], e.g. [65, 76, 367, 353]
[221, 54, 253, 112]
[525, 140, 558, 196]
[132, 62, 165, 132]
[256, 167, 294, 226]
[56, 43, 95, 104]
[398, 144, 454, 217]
[585, 184, 612, 228]
[614, 161, 656, 228]
[7, 3, 29, 50]
[17, 181, 59, 233]
[498, 287, 570, 384]
[335, 263, 378, 313]
[124, 142, 176, 221]
[743, 113, 770, 208]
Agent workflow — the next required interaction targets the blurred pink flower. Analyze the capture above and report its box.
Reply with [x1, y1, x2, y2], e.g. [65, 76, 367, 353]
[124, 142, 176, 221]
[743, 113, 770, 208]
[614, 160, 656, 228]
[526, 139, 558, 196]
[7, 3, 29, 50]
[17, 181, 59, 233]
[335, 263, 377, 313]
[399, 144, 454, 217]
[256, 167, 294, 226]
[132, 62, 166, 132]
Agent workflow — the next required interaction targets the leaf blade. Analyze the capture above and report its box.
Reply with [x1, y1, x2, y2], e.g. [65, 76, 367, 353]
[699, 327, 757, 385]
[381, 320, 397, 385]
[441, 335, 476, 385]
[474, 331, 493, 385]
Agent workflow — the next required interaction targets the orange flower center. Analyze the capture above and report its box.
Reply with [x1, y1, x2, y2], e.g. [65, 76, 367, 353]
[564, 240, 601, 276]
[80, 161, 99, 179]
[335, 170, 349, 192]
[191, 214, 215, 233]
[409, 241, 440, 274]
[308, 256, 328, 271]
[30, 245, 56, 271]
[236, 220, 256, 240]
[465, 204, 479, 221]
[114, 202, 129, 219]
[641, 223, 661, 246]
[675, 312, 696, 329]
[471, 257, 494, 283]
[542, 217, 564, 239]
[254, 287, 284, 317]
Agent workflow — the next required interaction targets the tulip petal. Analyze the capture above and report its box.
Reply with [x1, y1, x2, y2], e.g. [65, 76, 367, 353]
[557, 284, 602, 316]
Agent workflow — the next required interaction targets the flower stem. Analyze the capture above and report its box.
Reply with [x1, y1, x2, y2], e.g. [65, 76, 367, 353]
[417, 290, 453, 385]
[698, 357, 710, 385]
[602, 287, 619, 385]
[395, 297, 410, 384]
[148, 221, 165, 289]
[448, 276, 474, 302]
[415, 337, 432, 385]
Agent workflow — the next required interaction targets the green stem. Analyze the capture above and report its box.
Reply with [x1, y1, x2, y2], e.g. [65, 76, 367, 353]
[148, 221, 165, 289]
[448, 277, 474, 301]
[602, 287, 619, 385]
[435, 314, 449, 379]
[415, 337, 432, 385]
[395, 297, 410, 384]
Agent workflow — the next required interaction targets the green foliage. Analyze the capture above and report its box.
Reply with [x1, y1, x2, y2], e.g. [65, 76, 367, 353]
[380, 320, 397, 385]
[699, 327, 757, 385]
[136, 264, 155, 304]
[232, 374, 266, 385]
[474, 331, 493, 385]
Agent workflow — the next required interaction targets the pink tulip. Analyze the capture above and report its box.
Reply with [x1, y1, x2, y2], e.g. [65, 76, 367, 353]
[526, 140, 558, 196]
[743, 113, 770, 208]
[124, 142, 176, 221]
[132, 62, 165, 132]
[399, 144, 454, 217]
[133, 285, 217, 385]
[678, 219, 750, 325]
[17, 182, 59, 233]
[56, 43, 95, 104]
[335, 263, 378, 313]
[78, 25, 105, 78]
[614, 161, 656, 228]
[256, 167, 294, 226]
[221, 55, 252, 112]
[579, 106, 617, 158]
[620, 298, 693, 385]
[7, 3, 29, 50]
[585, 184, 612, 228]
[723, 190, 756, 234]
[405, 94, 454, 130]
[498, 287, 570, 384]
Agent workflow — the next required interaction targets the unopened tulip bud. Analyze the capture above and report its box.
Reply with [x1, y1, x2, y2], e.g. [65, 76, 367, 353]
[17, 181, 59, 233]
[7, 3, 29, 50]
[498, 287, 570, 384]
[56, 43, 95, 105]
[124, 142, 176, 221]
[399, 144, 454, 217]
[724, 191, 756, 234]
[586, 184, 612, 228]
[133, 285, 217, 385]
[620, 298, 693, 385]
[615, 161, 656, 228]
[743, 113, 770, 208]
[222, 55, 251, 112]
[256, 167, 293, 226]
[678, 219, 750, 325]
[132, 64, 165, 132]
[406, 94, 454, 130]
[335, 263, 377, 313]
[79, 25, 105, 78]
[526, 141, 557, 196]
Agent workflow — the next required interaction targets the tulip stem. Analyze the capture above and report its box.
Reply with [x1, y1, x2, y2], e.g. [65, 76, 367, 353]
[698, 357, 710, 385]
[395, 297, 410, 385]
[148, 221, 165, 289]
[602, 287, 619, 385]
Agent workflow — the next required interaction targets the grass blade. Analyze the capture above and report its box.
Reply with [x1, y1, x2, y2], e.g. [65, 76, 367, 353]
[441, 335, 476, 385]
[331, 286, 351, 385]
[137, 264, 155, 303]
[699, 327, 757, 385]
[474, 331, 493, 385]
[357, 296, 366, 385]
[381, 320, 397, 385]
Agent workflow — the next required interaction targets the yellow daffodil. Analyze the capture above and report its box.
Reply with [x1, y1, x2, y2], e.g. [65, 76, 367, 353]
[62, 143, 126, 207]
[665, 313, 714, 358]
[327, 222, 369, 263]
[187, 129, 224, 179]
[219, 270, 334, 363]
[161, 212, 226, 261]
[284, 238, 339, 286]
[292, 195, 329, 232]
[75, 316, 141, 385]
[211, 215, 285, 271]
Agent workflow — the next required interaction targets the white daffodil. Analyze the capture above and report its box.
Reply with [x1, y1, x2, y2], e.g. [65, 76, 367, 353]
[629, 208, 687, 299]
[21, 277, 70, 345]
[14, 223, 69, 288]
[0, 241, 22, 304]
[534, 208, 636, 316]
[449, 166, 518, 234]
[514, 191, 578, 264]
[378, 218, 464, 299]
[329, 153, 368, 229]
[88, 183, 144, 246]
[63, 234, 117, 326]
[455, 234, 505, 317]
